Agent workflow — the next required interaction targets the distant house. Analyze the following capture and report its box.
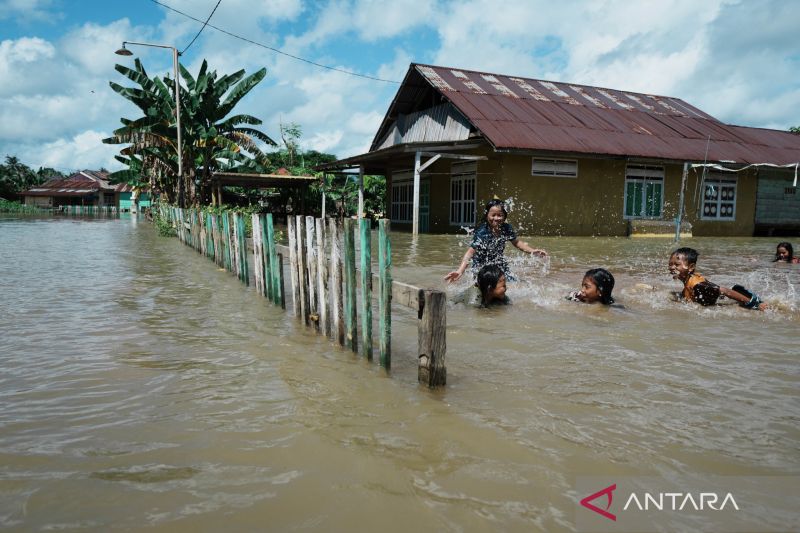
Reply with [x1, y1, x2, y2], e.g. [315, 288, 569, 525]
[322, 64, 800, 236]
[21, 170, 150, 211]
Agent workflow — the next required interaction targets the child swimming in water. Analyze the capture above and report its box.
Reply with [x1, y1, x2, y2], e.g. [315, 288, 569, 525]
[668, 247, 767, 310]
[773, 242, 798, 263]
[445, 198, 547, 283]
[476, 264, 509, 307]
[566, 268, 616, 305]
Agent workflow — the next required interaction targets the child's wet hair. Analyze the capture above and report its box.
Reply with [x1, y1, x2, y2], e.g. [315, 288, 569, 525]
[482, 198, 508, 223]
[584, 268, 615, 305]
[671, 247, 698, 265]
[774, 242, 794, 262]
[477, 264, 504, 305]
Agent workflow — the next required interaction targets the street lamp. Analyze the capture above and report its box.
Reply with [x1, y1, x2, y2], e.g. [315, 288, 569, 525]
[115, 41, 183, 202]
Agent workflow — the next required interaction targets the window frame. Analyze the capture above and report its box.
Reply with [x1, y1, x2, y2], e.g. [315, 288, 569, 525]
[623, 164, 665, 219]
[532, 157, 578, 178]
[450, 162, 477, 226]
[700, 172, 737, 221]
[390, 175, 413, 223]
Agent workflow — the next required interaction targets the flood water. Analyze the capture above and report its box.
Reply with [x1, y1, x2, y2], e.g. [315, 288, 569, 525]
[1, 216, 798, 532]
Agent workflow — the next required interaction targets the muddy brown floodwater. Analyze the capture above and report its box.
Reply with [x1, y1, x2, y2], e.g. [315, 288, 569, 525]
[1, 216, 798, 531]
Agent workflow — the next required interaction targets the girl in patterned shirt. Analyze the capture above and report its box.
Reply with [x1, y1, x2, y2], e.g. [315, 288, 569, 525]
[445, 199, 547, 283]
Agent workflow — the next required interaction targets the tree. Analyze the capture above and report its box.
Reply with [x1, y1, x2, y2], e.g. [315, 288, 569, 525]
[0, 156, 61, 199]
[104, 58, 276, 206]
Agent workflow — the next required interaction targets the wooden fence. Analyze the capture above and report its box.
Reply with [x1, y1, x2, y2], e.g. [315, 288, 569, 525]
[157, 206, 447, 387]
[58, 205, 119, 216]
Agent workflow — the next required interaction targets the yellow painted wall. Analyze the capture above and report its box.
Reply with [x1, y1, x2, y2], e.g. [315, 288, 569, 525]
[388, 151, 758, 236]
[681, 167, 757, 236]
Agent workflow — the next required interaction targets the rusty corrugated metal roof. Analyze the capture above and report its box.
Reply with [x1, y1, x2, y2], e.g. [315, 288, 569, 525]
[21, 170, 115, 196]
[385, 64, 800, 164]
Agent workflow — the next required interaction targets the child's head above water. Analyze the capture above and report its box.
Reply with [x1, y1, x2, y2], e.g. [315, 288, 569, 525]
[669, 247, 699, 281]
[774, 242, 794, 262]
[477, 264, 507, 306]
[579, 268, 615, 305]
[482, 198, 508, 227]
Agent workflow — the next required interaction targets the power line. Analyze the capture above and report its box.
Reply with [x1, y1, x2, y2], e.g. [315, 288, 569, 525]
[180, 0, 222, 55]
[149, 0, 400, 84]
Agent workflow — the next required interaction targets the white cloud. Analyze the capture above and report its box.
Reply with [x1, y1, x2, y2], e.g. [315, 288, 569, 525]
[1, 0, 798, 173]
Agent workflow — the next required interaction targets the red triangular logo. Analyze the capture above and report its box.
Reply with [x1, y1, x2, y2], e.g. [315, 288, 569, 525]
[580, 483, 617, 521]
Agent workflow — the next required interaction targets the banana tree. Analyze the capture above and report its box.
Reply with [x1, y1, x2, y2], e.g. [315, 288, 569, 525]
[105, 58, 276, 206]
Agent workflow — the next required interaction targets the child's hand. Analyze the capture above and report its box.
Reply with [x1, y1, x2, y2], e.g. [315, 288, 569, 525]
[444, 271, 463, 283]
[530, 249, 548, 258]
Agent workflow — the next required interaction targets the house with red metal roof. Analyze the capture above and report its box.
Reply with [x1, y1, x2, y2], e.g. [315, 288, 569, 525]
[21, 170, 151, 211]
[322, 64, 800, 236]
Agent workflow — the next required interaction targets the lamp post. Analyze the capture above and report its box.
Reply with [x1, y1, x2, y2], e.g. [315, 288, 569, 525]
[115, 41, 183, 205]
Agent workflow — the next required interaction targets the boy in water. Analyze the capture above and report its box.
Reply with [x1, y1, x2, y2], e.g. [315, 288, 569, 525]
[668, 247, 767, 310]
[476, 264, 510, 307]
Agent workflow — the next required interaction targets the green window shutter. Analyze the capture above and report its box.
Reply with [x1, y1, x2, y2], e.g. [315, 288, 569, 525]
[645, 182, 662, 217]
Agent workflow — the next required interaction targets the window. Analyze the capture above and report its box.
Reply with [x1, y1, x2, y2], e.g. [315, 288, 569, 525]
[624, 164, 664, 218]
[532, 158, 578, 178]
[390, 176, 412, 223]
[450, 162, 476, 226]
[701, 172, 737, 220]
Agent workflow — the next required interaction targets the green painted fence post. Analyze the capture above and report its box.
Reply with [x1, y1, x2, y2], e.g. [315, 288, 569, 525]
[266, 214, 280, 306]
[378, 219, 392, 369]
[343, 218, 357, 353]
[359, 218, 372, 359]
[258, 214, 271, 300]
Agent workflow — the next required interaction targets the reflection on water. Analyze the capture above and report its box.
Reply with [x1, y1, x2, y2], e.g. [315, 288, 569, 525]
[0, 217, 798, 531]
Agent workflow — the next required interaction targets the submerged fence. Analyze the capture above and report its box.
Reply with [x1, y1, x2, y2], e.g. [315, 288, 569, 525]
[157, 206, 447, 387]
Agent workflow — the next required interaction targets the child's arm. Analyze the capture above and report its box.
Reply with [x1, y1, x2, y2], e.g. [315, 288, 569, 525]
[720, 286, 768, 310]
[511, 238, 548, 257]
[444, 247, 475, 283]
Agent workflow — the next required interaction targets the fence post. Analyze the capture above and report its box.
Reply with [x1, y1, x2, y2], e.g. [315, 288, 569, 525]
[343, 218, 357, 353]
[359, 218, 372, 360]
[329, 218, 344, 346]
[237, 213, 249, 285]
[378, 219, 392, 369]
[277, 252, 286, 309]
[296, 215, 309, 324]
[287, 216, 301, 317]
[266, 213, 280, 306]
[316, 218, 329, 336]
[418, 290, 446, 387]
[252, 213, 264, 296]
[305, 215, 319, 330]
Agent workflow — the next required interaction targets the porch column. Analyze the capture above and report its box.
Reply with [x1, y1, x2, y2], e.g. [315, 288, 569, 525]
[412, 151, 421, 235]
[675, 162, 689, 241]
[358, 165, 364, 218]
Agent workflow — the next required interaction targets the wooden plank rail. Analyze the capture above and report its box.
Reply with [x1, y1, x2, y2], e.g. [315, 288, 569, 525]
[158, 207, 447, 388]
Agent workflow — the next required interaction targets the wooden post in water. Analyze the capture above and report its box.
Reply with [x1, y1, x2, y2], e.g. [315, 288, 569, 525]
[316, 218, 329, 336]
[343, 218, 357, 353]
[207, 213, 215, 260]
[359, 218, 372, 359]
[329, 218, 344, 346]
[252, 214, 264, 296]
[277, 252, 286, 309]
[230, 213, 240, 277]
[287, 216, 301, 317]
[237, 213, 249, 286]
[418, 290, 446, 387]
[305, 216, 319, 330]
[378, 219, 392, 368]
[295, 215, 309, 324]
[261, 214, 273, 300]
[266, 214, 280, 306]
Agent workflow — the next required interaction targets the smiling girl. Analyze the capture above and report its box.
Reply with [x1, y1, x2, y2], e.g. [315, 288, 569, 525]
[444, 198, 547, 283]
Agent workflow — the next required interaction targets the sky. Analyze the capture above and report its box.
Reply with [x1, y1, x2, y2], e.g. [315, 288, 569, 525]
[1, 0, 798, 174]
